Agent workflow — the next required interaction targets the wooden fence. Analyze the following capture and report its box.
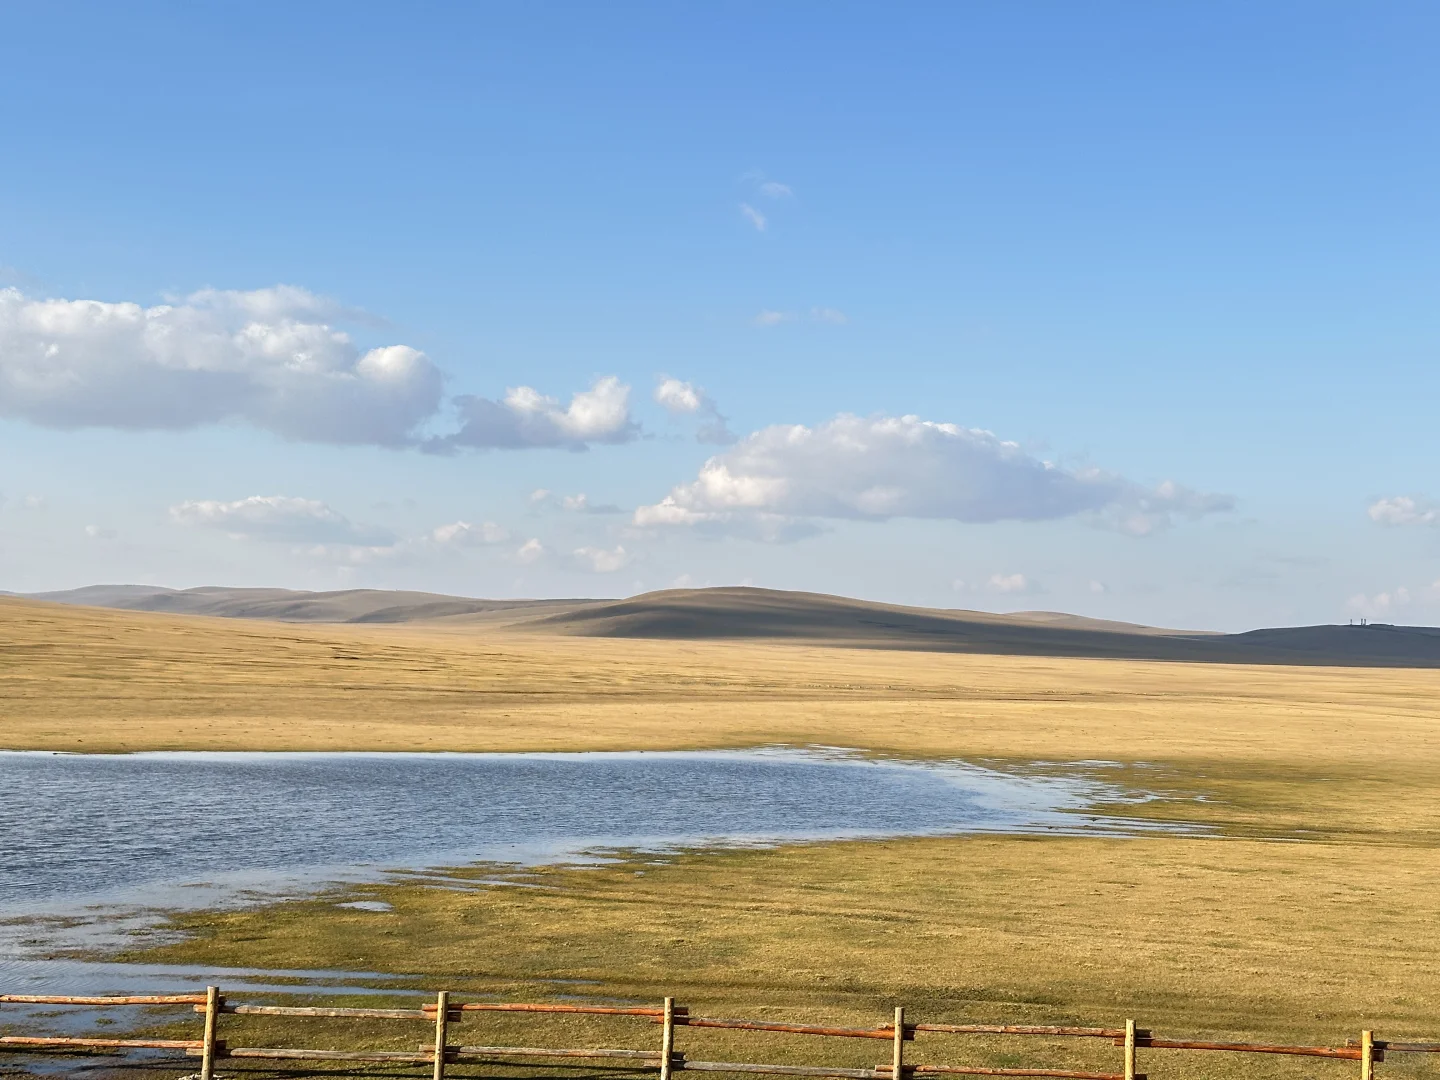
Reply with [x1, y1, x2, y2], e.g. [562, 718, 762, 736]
[2, 990, 1436, 1080]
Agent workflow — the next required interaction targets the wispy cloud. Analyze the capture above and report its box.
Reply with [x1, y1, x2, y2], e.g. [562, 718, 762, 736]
[740, 203, 767, 232]
[1369, 496, 1439, 526]
[430, 520, 510, 546]
[529, 490, 624, 514]
[759, 181, 793, 199]
[752, 307, 848, 327]
[170, 494, 395, 545]
[953, 573, 1042, 596]
[1345, 584, 1436, 619]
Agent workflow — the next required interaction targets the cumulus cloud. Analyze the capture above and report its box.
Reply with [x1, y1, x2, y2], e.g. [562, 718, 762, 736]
[1369, 496, 1439, 527]
[435, 376, 638, 451]
[0, 286, 444, 446]
[516, 538, 546, 564]
[170, 494, 395, 545]
[573, 545, 629, 573]
[634, 413, 1231, 541]
[653, 376, 734, 445]
[654, 377, 703, 415]
[431, 520, 510, 546]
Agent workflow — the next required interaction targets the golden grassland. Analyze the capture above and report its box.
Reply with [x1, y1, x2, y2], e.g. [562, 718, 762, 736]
[4, 596, 1440, 1077]
[123, 837, 1440, 1080]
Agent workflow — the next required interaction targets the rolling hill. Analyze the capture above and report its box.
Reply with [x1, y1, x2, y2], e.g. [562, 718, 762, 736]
[20, 583, 1440, 667]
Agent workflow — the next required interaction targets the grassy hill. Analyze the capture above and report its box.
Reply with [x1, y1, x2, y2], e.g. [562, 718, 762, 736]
[23, 582, 1440, 666]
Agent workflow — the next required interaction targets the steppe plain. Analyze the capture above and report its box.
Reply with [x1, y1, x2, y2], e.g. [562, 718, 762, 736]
[4, 587, 1440, 1079]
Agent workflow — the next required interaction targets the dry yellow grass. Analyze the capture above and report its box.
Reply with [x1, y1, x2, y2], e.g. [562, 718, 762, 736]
[134, 835, 1440, 1052]
[7, 596, 1440, 1077]
[5, 595, 1439, 837]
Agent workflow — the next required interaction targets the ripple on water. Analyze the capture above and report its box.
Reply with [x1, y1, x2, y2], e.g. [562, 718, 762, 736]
[1, 748, 1193, 986]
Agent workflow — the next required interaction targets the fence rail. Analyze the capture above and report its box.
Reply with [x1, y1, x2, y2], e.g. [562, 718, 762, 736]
[2, 988, 1435, 1080]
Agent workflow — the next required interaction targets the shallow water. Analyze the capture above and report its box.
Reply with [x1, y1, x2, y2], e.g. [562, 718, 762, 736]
[0, 748, 1179, 1054]
[1, 748, 1154, 920]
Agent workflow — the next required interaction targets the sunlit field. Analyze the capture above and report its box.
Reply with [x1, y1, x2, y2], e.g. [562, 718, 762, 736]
[6, 596, 1440, 1078]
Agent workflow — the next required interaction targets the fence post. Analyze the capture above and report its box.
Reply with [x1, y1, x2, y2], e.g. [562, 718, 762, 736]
[893, 1007, 906, 1080]
[1123, 1019, 1136, 1080]
[433, 990, 449, 1080]
[660, 997, 676, 1080]
[200, 985, 220, 1080]
[1360, 1030, 1374, 1080]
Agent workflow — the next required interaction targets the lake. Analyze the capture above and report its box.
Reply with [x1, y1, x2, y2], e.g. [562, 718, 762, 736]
[2, 748, 1155, 916]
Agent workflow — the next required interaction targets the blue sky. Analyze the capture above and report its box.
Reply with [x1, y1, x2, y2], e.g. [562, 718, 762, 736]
[2, 2, 1437, 630]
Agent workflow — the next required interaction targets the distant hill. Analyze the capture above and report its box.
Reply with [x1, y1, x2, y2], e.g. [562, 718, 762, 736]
[22, 583, 1440, 667]
[24, 584, 598, 624]
[525, 587, 1440, 666]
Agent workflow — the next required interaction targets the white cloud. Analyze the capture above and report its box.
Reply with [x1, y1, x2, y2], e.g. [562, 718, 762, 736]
[170, 494, 394, 545]
[1105, 479, 1235, 537]
[83, 524, 117, 540]
[0, 286, 444, 446]
[635, 413, 1231, 540]
[753, 310, 791, 327]
[1089, 579, 1109, 594]
[431, 520, 510, 546]
[516, 538, 546, 564]
[740, 203, 767, 231]
[573, 544, 629, 573]
[989, 572, 1032, 594]
[653, 376, 735, 445]
[437, 376, 637, 451]
[655, 377, 704, 415]
[810, 307, 848, 324]
[759, 181, 793, 199]
[1369, 496, 1439, 527]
